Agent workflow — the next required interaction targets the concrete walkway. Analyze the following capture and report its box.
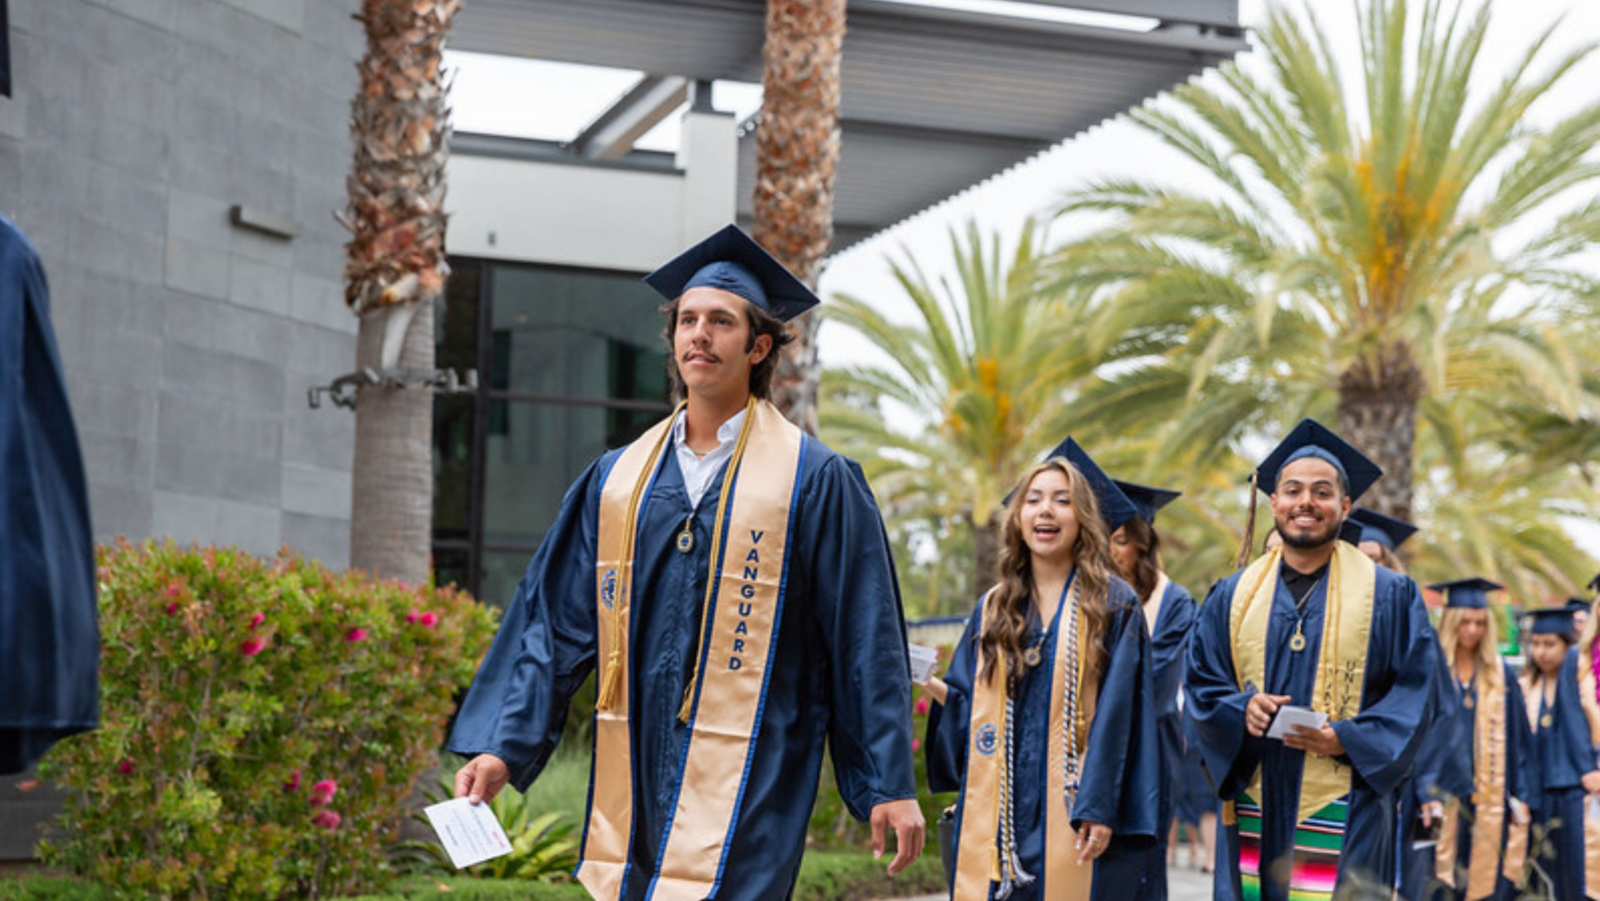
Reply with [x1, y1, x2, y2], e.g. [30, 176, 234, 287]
[881, 855, 1215, 901]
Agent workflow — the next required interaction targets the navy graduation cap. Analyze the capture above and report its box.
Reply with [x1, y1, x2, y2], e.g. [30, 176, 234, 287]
[1588, 572, 1600, 593]
[1113, 479, 1181, 526]
[1036, 438, 1138, 533]
[1428, 577, 1502, 610]
[1255, 418, 1383, 502]
[1566, 597, 1592, 613]
[643, 224, 819, 322]
[1348, 507, 1417, 550]
[1526, 606, 1577, 636]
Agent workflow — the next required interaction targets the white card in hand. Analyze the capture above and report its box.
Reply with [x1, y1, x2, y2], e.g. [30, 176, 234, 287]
[424, 797, 514, 869]
[1265, 705, 1328, 740]
[908, 643, 939, 685]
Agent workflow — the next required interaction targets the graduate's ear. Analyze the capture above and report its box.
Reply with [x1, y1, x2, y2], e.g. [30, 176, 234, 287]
[1338, 495, 1352, 516]
[748, 331, 774, 365]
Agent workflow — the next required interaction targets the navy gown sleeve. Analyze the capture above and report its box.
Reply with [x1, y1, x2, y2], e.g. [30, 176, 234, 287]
[1328, 574, 1437, 797]
[925, 603, 983, 795]
[1504, 661, 1534, 807]
[1073, 583, 1161, 841]
[1151, 583, 1197, 736]
[1550, 648, 1600, 785]
[448, 459, 606, 791]
[1184, 576, 1264, 799]
[807, 454, 917, 819]
[1412, 646, 1467, 805]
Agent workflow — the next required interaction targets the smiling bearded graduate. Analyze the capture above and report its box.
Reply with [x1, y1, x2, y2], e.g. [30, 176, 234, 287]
[1183, 419, 1439, 901]
[448, 225, 924, 901]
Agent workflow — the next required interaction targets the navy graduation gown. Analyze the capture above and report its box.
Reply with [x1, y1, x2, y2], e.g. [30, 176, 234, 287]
[1, 215, 98, 775]
[1149, 579, 1198, 832]
[926, 578, 1163, 901]
[1396, 640, 1469, 901]
[1184, 565, 1438, 901]
[449, 437, 917, 901]
[1529, 649, 1598, 901]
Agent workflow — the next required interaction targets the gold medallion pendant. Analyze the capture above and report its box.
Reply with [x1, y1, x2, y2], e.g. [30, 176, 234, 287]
[1023, 646, 1042, 668]
[1540, 713, 1554, 728]
[1289, 623, 1308, 653]
[676, 516, 694, 554]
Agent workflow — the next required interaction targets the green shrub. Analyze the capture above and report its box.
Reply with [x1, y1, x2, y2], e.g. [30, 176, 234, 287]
[37, 540, 499, 901]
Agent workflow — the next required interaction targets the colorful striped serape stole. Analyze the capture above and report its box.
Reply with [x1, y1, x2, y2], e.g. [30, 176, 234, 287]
[1237, 792, 1347, 901]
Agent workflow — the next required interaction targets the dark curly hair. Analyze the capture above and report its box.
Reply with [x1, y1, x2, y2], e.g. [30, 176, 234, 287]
[659, 296, 796, 402]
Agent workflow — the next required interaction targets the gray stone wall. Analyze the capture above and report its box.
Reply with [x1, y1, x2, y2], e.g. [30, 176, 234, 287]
[0, 0, 364, 566]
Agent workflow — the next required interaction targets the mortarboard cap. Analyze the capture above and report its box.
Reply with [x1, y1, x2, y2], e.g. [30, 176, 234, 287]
[1113, 480, 1181, 526]
[1427, 577, 1502, 610]
[1348, 507, 1418, 550]
[643, 224, 819, 323]
[1526, 607, 1577, 636]
[1588, 572, 1600, 593]
[1007, 437, 1138, 533]
[1566, 597, 1592, 613]
[1255, 418, 1383, 502]
[1338, 519, 1363, 546]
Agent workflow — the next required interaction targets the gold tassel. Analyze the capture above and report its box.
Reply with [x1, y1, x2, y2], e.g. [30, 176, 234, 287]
[596, 649, 622, 710]
[677, 682, 696, 723]
[1235, 470, 1260, 570]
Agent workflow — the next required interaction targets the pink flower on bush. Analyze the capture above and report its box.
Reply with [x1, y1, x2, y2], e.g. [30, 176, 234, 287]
[915, 698, 929, 715]
[311, 809, 342, 830]
[345, 627, 367, 643]
[912, 738, 921, 752]
[310, 779, 338, 805]
[283, 770, 302, 793]
[248, 611, 265, 629]
[240, 637, 266, 656]
[165, 581, 183, 599]
[117, 759, 133, 775]
[418, 611, 439, 628]
[166, 602, 180, 616]
[405, 610, 419, 624]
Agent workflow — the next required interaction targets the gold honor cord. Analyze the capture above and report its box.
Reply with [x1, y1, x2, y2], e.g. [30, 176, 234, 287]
[596, 400, 686, 712]
[678, 395, 759, 723]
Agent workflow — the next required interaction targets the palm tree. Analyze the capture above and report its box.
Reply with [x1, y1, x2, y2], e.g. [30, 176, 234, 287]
[752, 0, 846, 434]
[820, 220, 1094, 605]
[1049, 0, 1600, 524]
[339, 0, 457, 584]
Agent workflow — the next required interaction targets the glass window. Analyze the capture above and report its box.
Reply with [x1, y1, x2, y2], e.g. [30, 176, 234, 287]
[432, 259, 671, 600]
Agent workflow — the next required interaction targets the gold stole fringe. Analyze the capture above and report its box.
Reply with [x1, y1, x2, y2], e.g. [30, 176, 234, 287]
[1435, 674, 1524, 900]
[954, 582, 1099, 901]
[1229, 543, 1374, 827]
[580, 399, 803, 901]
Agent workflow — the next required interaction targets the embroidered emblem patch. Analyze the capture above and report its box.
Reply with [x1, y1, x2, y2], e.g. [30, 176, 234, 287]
[601, 569, 617, 610]
[976, 723, 998, 757]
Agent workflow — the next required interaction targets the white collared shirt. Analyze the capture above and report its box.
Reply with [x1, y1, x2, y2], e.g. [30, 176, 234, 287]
[672, 407, 746, 507]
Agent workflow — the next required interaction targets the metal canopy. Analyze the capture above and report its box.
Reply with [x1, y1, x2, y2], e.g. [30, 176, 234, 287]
[450, 0, 1246, 254]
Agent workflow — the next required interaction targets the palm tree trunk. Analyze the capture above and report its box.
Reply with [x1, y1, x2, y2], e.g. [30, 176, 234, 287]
[751, 0, 845, 435]
[341, 0, 458, 584]
[970, 512, 1002, 601]
[1336, 341, 1424, 523]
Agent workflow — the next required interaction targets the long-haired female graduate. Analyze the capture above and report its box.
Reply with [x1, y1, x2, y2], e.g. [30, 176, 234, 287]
[1519, 607, 1600, 901]
[1108, 479, 1198, 896]
[924, 438, 1160, 901]
[1426, 579, 1534, 901]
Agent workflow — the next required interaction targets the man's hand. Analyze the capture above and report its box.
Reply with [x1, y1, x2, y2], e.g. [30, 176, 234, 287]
[870, 798, 925, 875]
[1283, 724, 1345, 757]
[1583, 770, 1600, 795]
[454, 753, 511, 805]
[1075, 821, 1112, 865]
[925, 676, 949, 706]
[1246, 693, 1292, 737]
[1420, 801, 1445, 827]
[1510, 798, 1531, 826]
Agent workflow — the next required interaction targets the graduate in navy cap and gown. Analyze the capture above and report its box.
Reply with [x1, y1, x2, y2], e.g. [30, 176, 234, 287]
[1109, 479, 1198, 893]
[925, 438, 1161, 901]
[449, 225, 924, 901]
[1419, 579, 1533, 901]
[1184, 419, 1439, 901]
[1, 215, 98, 776]
[1519, 608, 1600, 901]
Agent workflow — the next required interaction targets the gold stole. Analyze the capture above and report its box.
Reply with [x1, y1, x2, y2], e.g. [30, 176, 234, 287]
[1143, 572, 1169, 638]
[1228, 543, 1373, 827]
[1577, 647, 1600, 899]
[953, 582, 1099, 901]
[580, 398, 803, 901]
[1435, 672, 1527, 900]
